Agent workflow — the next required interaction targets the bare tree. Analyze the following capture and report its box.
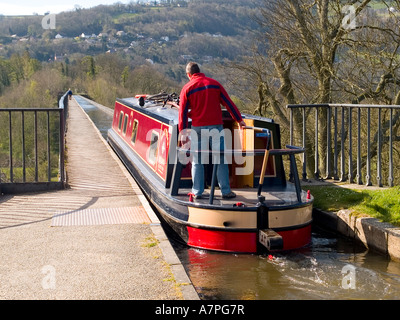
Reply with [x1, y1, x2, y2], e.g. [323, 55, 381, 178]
[229, 0, 400, 178]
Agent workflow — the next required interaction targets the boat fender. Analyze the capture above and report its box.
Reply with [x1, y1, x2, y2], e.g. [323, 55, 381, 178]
[223, 221, 232, 227]
[188, 192, 194, 202]
[138, 96, 145, 107]
[233, 202, 245, 207]
[307, 190, 311, 200]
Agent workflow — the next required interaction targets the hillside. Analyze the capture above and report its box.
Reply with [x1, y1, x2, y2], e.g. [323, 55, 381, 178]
[0, 0, 261, 67]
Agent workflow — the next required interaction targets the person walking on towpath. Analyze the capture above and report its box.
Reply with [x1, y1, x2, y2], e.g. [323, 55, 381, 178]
[178, 61, 246, 200]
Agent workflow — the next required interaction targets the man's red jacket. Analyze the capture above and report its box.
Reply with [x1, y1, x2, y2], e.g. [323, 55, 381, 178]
[178, 73, 243, 132]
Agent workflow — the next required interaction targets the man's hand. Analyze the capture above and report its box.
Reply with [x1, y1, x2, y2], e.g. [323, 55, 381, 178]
[178, 129, 191, 147]
[238, 120, 246, 128]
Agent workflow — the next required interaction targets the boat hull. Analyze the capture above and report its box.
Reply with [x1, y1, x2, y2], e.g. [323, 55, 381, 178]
[108, 128, 312, 253]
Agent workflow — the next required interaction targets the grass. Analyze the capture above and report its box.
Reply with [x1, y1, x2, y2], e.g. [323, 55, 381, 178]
[0, 167, 59, 182]
[306, 185, 400, 227]
[141, 235, 159, 248]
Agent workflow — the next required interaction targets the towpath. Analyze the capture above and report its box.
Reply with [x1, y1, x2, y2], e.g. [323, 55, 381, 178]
[0, 96, 198, 300]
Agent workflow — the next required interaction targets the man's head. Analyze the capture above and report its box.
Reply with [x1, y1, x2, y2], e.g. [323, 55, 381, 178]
[186, 62, 200, 79]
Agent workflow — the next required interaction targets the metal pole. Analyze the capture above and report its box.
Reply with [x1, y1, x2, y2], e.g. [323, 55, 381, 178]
[21, 111, 26, 182]
[257, 149, 270, 197]
[326, 106, 331, 179]
[388, 108, 393, 187]
[289, 108, 293, 145]
[377, 108, 382, 187]
[302, 107, 307, 181]
[340, 107, 345, 181]
[333, 108, 339, 180]
[47, 111, 51, 182]
[8, 111, 13, 183]
[315, 107, 319, 179]
[59, 109, 65, 183]
[356, 107, 362, 185]
[348, 107, 353, 183]
[366, 108, 371, 186]
[34, 111, 38, 182]
[333, 107, 338, 180]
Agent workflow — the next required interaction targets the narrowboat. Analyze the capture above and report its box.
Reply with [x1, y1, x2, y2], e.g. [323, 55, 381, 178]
[107, 92, 313, 253]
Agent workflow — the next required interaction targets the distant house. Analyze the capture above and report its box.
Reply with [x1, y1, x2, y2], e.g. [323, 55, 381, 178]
[180, 55, 193, 61]
[55, 34, 63, 39]
[54, 54, 66, 61]
[116, 31, 126, 37]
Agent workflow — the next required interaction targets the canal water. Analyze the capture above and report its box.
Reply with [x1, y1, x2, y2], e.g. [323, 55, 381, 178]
[78, 95, 400, 300]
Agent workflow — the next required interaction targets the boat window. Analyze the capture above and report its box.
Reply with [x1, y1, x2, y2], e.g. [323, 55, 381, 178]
[118, 111, 124, 131]
[148, 131, 159, 165]
[131, 120, 139, 144]
[123, 114, 129, 135]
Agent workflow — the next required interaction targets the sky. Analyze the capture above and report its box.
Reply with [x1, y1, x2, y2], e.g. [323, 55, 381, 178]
[0, 1, 133, 16]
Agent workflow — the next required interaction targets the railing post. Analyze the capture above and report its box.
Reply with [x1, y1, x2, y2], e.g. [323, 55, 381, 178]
[302, 107, 307, 181]
[47, 110, 51, 182]
[34, 111, 38, 182]
[59, 108, 65, 184]
[333, 107, 339, 180]
[289, 107, 293, 146]
[388, 108, 393, 187]
[365, 107, 372, 186]
[348, 107, 353, 183]
[340, 107, 346, 182]
[289, 107, 293, 182]
[326, 106, 332, 179]
[377, 108, 382, 187]
[356, 107, 362, 185]
[8, 111, 13, 183]
[314, 107, 319, 179]
[21, 111, 26, 183]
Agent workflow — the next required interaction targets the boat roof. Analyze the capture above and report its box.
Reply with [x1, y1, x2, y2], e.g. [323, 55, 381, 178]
[118, 97, 179, 125]
[117, 96, 274, 126]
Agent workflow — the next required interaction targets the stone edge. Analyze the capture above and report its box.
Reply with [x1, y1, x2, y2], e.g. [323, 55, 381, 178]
[313, 208, 400, 261]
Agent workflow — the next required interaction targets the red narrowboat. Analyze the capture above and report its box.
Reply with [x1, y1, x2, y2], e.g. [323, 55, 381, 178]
[107, 93, 313, 253]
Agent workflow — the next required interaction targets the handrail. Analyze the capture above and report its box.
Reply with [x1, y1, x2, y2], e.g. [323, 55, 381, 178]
[0, 90, 69, 193]
[170, 145, 306, 205]
[175, 147, 304, 156]
[287, 103, 400, 109]
[286, 103, 399, 187]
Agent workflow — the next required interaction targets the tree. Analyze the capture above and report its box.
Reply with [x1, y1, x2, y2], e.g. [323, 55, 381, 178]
[231, 0, 400, 178]
[121, 66, 130, 88]
[81, 56, 96, 79]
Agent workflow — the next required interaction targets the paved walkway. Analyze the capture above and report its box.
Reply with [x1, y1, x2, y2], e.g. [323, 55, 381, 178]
[0, 97, 198, 300]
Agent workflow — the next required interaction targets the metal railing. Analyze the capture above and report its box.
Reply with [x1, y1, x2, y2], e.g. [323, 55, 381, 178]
[0, 91, 69, 193]
[287, 103, 400, 187]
